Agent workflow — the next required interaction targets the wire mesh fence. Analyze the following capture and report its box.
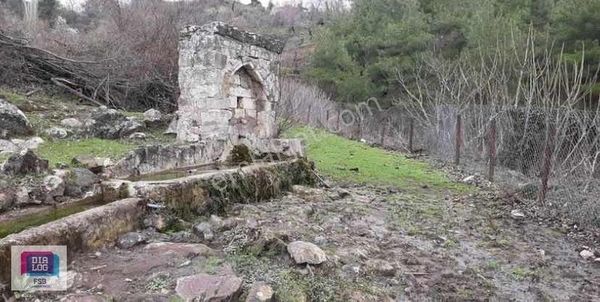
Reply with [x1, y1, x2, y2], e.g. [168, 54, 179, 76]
[279, 79, 600, 226]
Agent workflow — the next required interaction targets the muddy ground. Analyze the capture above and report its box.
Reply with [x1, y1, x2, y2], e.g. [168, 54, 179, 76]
[13, 180, 600, 301]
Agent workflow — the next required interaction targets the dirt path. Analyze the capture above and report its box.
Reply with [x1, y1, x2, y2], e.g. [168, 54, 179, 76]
[22, 183, 600, 301]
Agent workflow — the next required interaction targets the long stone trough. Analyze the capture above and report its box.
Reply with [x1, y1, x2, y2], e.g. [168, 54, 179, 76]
[0, 159, 316, 285]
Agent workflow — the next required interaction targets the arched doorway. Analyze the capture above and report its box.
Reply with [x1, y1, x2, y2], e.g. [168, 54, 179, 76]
[227, 64, 268, 140]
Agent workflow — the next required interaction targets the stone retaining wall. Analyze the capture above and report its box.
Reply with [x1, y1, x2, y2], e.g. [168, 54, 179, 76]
[0, 198, 144, 283]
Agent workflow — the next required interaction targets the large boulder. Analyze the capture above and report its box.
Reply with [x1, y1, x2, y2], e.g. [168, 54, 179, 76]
[0, 140, 19, 153]
[72, 155, 113, 174]
[43, 174, 65, 201]
[45, 127, 69, 139]
[175, 274, 243, 302]
[0, 98, 33, 139]
[65, 168, 99, 197]
[0, 190, 15, 212]
[2, 150, 49, 175]
[287, 241, 327, 265]
[143, 109, 164, 128]
[84, 107, 144, 139]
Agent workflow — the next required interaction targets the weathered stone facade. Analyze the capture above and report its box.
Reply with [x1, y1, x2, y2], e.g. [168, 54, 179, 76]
[176, 22, 282, 143]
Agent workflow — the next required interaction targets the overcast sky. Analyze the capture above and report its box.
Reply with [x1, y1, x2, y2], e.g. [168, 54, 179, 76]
[58, 0, 325, 10]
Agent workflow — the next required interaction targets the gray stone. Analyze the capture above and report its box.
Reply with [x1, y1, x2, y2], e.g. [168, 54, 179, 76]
[0, 140, 18, 153]
[128, 132, 147, 140]
[43, 175, 65, 200]
[165, 116, 178, 135]
[85, 108, 145, 139]
[65, 168, 100, 197]
[365, 259, 395, 276]
[61, 118, 83, 128]
[0, 190, 15, 212]
[72, 155, 113, 173]
[287, 241, 327, 265]
[510, 209, 526, 220]
[175, 273, 242, 302]
[246, 282, 274, 302]
[14, 187, 31, 205]
[143, 109, 163, 127]
[46, 127, 68, 139]
[2, 150, 49, 175]
[193, 222, 214, 241]
[580, 249, 594, 260]
[117, 232, 146, 249]
[0, 98, 33, 138]
[17, 137, 44, 150]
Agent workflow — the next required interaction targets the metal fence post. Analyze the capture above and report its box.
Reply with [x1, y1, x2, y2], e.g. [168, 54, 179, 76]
[408, 117, 414, 153]
[454, 113, 462, 165]
[538, 123, 556, 204]
[488, 118, 497, 181]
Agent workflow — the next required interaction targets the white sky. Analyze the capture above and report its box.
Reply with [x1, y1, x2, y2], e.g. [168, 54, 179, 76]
[58, 0, 325, 10]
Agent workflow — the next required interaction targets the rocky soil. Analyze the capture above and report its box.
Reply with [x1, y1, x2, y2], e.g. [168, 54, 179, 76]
[15, 181, 600, 301]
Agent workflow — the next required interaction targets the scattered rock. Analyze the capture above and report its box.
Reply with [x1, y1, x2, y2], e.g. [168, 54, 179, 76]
[580, 249, 594, 260]
[144, 242, 215, 257]
[43, 175, 65, 201]
[510, 209, 526, 220]
[365, 259, 395, 276]
[462, 175, 481, 185]
[287, 241, 327, 265]
[72, 155, 113, 173]
[14, 187, 31, 205]
[165, 115, 178, 135]
[61, 118, 84, 128]
[2, 150, 49, 175]
[246, 282, 273, 302]
[0, 98, 34, 138]
[175, 274, 242, 302]
[143, 109, 164, 127]
[0, 190, 15, 212]
[193, 222, 214, 241]
[16, 136, 44, 150]
[64, 168, 100, 197]
[143, 213, 169, 231]
[117, 232, 146, 249]
[46, 127, 69, 139]
[0, 139, 19, 153]
[85, 107, 145, 139]
[128, 132, 147, 140]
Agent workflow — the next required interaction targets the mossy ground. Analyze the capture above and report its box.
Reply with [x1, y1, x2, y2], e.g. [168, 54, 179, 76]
[285, 127, 469, 193]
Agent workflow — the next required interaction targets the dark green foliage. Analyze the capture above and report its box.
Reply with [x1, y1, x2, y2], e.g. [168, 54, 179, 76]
[307, 0, 600, 104]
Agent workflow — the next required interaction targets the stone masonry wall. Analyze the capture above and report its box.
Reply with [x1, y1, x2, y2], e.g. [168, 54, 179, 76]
[176, 22, 282, 143]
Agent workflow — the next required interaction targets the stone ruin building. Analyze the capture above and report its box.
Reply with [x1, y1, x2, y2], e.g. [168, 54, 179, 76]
[175, 22, 285, 143]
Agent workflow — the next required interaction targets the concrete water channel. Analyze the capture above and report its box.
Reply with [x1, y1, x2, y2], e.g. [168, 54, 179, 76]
[0, 158, 316, 284]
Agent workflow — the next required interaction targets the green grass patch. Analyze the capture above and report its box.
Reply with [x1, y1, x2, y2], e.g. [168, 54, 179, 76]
[0, 87, 26, 105]
[285, 127, 468, 193]
[0, 153, 10, 163]
[37, 138, 135, 167]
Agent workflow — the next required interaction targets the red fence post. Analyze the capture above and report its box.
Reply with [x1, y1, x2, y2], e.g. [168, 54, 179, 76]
[454, 113, 462, 165]
[488, 118, 497, 182]
[538, 123, 556, 204]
